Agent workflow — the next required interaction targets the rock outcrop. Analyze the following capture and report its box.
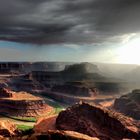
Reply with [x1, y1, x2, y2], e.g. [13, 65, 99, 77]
[114, 89, 140, 120]
[10, 130, 99, 140]
[0, 88, 53, 117]
[56, 102, 140, 140]
[34, 115, 57, 133]
[0, 120, 17, 137]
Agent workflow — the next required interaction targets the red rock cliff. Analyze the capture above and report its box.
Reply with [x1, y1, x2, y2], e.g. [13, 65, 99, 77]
[0, 89, 53, 117]
[56, 102, 140, 140]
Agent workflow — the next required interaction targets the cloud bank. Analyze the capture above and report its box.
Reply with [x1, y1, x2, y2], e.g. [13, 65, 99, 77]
[0, 0, 140, 44]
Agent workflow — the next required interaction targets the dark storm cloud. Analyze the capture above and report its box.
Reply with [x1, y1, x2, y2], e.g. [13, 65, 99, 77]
[0, 0, 140, 44]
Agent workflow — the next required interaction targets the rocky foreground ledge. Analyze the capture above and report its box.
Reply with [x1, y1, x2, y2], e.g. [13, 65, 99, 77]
[8, 130, 99, 140]
[56, 102, 140, 140]
[0, 102, 140, 140]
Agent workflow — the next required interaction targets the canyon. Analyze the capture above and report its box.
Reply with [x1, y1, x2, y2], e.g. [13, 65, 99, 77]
[0, 62, 139, 140]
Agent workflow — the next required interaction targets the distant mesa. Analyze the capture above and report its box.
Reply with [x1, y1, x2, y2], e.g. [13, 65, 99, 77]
[62, 62, 104, 81]
[64, 62, 99, 74]
[31, 62, 69, 72]
[30, 62, 122, 96]
[0, 87, 53, 117]
[114, 89, 140, 120]
[0, 62, 72, 74]
[9, 74, 44, 92]
[0, 62, 23, 74]
[30, 62, 104, 86]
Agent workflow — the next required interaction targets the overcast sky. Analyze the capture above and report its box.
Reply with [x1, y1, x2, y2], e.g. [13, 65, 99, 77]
[0, 0, 140, 63]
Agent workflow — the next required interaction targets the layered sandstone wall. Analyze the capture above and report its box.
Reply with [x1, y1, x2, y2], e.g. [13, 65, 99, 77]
[0, 99, 52, 117]
[51, 84, 97, 97]
[0, 88, 53, 117]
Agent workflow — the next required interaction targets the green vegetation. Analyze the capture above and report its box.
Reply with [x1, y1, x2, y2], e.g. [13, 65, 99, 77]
[0, 113, 37, 122]
[17, 124, 33, 132]
[48, 101, 63, 115]
[10, 116, 37, 122]
[54, 106, 64, 114]
[17, 124, 34, 135]
[43, 97, 65, 115]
